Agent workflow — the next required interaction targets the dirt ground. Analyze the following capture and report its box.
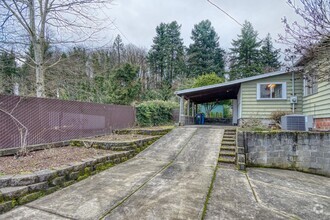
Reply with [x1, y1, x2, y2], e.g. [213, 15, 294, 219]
[0, 146, 112, 175]
[130, 126, 174, 131]
[83, 134, 154, 142]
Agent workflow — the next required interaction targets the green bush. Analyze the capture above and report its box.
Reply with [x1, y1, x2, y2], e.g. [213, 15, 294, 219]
[223, 105, 232, 119]
[136, 100, 178, 126]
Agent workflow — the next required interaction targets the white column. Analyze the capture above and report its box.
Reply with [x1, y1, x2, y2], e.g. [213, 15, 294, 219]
[187, 99, 190, 117]
[192, 102, 195, 117]
[232, 99, 238, 125]
[179, 96, 185, 125]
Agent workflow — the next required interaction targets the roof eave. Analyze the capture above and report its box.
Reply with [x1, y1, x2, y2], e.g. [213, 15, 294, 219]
[175, 69, 293, 96]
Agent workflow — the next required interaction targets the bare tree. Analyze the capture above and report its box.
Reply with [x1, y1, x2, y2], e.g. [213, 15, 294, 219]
[279, 0, 330, 81]
[0, 0, 113, 97]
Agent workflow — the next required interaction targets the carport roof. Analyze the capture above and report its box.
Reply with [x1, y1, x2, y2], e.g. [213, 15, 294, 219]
[175, 70, 290, 104]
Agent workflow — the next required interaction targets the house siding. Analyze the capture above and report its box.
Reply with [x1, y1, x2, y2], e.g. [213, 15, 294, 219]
[303, 81, 330, 118]
[240, 72, 303, 119]
[302, 51, 330, 119]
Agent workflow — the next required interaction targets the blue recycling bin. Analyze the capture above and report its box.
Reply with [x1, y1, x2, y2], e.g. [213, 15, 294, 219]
[195, 113, 205, 125]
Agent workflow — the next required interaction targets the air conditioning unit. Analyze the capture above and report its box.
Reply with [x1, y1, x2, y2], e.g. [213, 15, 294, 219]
[281, 115, 313, 131]
[290, 96, 298, 104]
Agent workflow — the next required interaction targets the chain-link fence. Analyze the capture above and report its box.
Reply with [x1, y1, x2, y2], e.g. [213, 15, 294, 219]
[0, 95, 136, 150]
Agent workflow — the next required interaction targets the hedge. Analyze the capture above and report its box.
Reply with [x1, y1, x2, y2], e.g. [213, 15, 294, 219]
[136, 100, 178, 126]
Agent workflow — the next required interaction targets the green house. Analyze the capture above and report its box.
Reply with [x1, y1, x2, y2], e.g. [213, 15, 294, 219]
[175, 69, 330, 130]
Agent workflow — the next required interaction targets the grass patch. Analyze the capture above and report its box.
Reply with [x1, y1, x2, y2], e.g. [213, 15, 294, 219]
[201, 164, 218, 220]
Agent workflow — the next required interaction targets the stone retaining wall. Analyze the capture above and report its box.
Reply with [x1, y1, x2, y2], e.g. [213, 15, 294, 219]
[0, 151, 135, 214]
[237, 130, 330, 176]
[70, 136, 160, 152]
[115, 128, 173, 136]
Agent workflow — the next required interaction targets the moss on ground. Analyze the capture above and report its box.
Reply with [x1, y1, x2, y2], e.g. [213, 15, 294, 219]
[18, 192, 44, 205]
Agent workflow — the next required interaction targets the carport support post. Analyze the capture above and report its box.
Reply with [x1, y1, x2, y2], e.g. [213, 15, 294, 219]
[179, 96, 185, 126]
[192, 102, 195, 117]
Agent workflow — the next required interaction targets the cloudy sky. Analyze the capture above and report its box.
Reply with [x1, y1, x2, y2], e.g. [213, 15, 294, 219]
[108, 0, 302, 56]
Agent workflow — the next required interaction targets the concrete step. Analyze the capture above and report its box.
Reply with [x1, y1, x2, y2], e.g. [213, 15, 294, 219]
[220, 146, 236, 151]
[224, 129, 237, 132]
[223, 134, 236, 138]
[221, 141, 236, 146]
[224, 132, 236, 135]
[222, 138, 235, 142]
[219, 151, 236, 157]
[223, 135, 235, 139]
[218, 156, 236, 164]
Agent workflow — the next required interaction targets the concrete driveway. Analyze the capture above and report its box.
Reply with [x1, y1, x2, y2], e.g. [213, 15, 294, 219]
[0, 127, 223, 220]
[205, 167, 330, 220]
[1, 126, 329, 220]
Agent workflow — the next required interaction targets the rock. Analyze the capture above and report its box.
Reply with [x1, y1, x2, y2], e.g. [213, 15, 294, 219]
[51, 176, 65, 186]
[10, 174, 38, 186]
[27, 182, 48, 192]
[0, 186, 28, 200]
[0, 175, 14, 188]
[0, 201, 13, 214]
[69, 171, 80, 180]
[34, 170, 57, 182]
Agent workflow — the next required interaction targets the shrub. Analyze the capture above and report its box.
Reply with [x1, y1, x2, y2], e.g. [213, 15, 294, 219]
[241, 118, 268, 131]
[136, 100, 178, 126]
[223, 105, 232, 119]
[270, 110, 290, 124]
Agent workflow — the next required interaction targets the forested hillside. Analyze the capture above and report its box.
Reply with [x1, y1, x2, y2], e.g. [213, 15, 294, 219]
[0, 20, 281, 104]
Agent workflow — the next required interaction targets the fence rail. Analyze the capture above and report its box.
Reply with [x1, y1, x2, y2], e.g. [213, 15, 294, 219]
[0, 95, 136, 150]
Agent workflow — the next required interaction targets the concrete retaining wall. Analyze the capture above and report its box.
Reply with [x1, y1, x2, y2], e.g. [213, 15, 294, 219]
[237, 130, 330, 176]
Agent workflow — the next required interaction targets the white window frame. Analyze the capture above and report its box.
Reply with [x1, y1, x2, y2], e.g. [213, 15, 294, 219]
[304, 74, 318, 96]
[256, 82, 287, 100]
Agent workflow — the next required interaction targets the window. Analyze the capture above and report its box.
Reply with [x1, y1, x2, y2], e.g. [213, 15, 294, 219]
[257, 82, 286, 100]
[304, 74, 318, 96]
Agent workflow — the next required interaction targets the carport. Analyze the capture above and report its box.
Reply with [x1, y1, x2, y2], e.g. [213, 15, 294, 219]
[175, 81, 242, 126]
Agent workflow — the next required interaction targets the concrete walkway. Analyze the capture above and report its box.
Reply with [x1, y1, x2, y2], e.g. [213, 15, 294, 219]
[205, 166, 330, 220]
[0, 127, 223, 220]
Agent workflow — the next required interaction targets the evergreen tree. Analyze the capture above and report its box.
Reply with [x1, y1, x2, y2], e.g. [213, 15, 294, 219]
[110, 63, 141, 105]
[187, 20, 225, 77]
[230, 21, 263, 80]
[147, 21, 185, 87]
[260, 34, 281, 72]
[113, 34, 125, 66]
[166, 21, 186, 84]
[0, 50, 19, 94]
[148, 23, 169, 85]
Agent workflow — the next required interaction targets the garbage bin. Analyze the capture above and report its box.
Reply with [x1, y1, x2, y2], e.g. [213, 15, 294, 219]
[195, 113, 205, 125]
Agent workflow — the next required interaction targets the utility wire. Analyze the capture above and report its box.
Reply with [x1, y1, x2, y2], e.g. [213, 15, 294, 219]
[207, 0, 243, 28]
[206, 0, 286, 56]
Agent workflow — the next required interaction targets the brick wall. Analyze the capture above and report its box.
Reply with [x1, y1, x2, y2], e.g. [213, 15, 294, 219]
[237, 130, 330, 177]
[315, 118, 330, 130]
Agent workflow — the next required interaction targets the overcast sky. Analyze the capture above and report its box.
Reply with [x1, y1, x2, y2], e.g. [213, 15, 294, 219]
[108, 0, 301, 57]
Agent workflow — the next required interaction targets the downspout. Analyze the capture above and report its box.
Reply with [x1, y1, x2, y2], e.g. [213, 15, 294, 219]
[292, 71, 295, 114]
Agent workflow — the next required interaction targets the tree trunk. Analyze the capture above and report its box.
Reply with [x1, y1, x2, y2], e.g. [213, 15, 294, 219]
[0, 75, 3, 94]
[34, 42, 45, 97]
[13, 82, 20, 95]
